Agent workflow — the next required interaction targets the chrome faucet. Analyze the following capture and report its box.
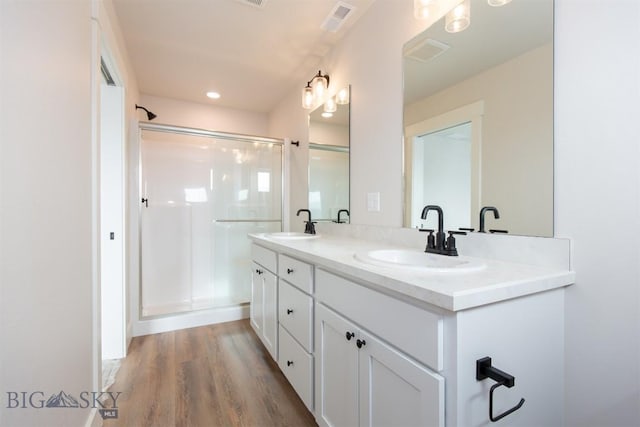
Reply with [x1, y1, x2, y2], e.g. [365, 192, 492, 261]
[420, 205, 465, 256]
[296, 209, 316, 235]
[479, 206, 500, 233]
[335, 209, 350, 224]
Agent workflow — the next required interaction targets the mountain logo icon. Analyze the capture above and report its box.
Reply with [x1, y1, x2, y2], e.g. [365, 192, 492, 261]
[45, 391, 80, 408]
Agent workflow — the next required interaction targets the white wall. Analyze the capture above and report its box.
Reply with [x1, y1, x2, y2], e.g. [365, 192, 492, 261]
[0, 1, 94, 425]
[555, 1, 640, 425]
[270, 0, 640, 425]
[139, 94, 269, 136]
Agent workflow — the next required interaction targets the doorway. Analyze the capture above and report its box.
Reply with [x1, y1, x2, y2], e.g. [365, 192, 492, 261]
[100, 55, 126, 389]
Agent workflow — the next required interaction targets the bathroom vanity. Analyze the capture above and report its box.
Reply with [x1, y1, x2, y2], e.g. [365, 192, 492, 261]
[249, 227, 574, 427]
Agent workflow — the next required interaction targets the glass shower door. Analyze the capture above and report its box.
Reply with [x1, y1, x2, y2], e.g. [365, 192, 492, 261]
[140, 129, 282, 317]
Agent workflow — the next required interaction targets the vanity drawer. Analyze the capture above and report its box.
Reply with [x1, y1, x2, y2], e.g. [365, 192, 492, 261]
[278, 325, 314, 411]
[278, 254, 313, 294]
[315, 269, 443, 371]
[279, 280, 313, 352]
[251, 244, 277, 273]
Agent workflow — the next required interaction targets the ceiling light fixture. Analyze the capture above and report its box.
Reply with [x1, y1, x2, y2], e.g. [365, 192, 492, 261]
[206, 91, 221, 99]
[445, 0, 470, 33]
[488, 0, 511, 6]
[414, 0, 439, 20]
[301, 70, 330, 109]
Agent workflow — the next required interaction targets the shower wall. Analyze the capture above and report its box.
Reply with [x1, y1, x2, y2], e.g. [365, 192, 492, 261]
[140, 128, 282, 317]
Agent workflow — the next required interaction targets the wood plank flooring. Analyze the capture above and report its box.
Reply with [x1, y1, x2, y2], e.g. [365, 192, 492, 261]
[103, 320, 317, 427]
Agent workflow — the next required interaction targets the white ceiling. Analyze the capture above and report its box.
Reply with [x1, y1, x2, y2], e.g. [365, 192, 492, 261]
[113, 0, 374, 113]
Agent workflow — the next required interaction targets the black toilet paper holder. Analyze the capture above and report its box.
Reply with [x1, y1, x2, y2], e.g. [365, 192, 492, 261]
[476, 357, 525, 422]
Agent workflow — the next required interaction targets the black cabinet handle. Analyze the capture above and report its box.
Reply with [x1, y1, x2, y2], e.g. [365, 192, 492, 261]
[141, 197, 148, 208]
[356, 339, 366, 349]
[287, 360, 294, 366]
[255, 269, 263, 275]
[345, 331, 355, 341]
[287, 268, 294, 274]
[286, 309, 293, 315]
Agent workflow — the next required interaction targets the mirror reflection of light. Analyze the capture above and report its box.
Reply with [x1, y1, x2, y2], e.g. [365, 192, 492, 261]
[321, 112, 333, 118]
[309, 191, 322, 212]
[238, 189, 248, 201]
[184, 187, 207, 203]
[258, 172, 270, 192]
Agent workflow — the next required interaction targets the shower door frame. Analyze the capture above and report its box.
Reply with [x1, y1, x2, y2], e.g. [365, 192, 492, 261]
[135, 122, 285, 332]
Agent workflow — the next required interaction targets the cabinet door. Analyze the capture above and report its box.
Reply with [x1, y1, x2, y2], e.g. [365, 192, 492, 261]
[250, 262, 264, 335]
[316, 304, 359, 427]
[359, 332, 444, 427]
[262, 270, 278, 360]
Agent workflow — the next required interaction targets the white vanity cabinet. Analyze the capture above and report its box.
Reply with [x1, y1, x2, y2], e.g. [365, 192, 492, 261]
[277, 253, 315, 411]
[250, 244, 278, 360]
[249, 234, 570, 427]
[315, 270, 444, 427]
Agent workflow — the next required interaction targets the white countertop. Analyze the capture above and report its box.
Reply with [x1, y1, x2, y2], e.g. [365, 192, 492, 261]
[249, 233, 575, 312]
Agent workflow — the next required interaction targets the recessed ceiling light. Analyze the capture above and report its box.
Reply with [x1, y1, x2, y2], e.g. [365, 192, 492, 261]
[206, 91, 221, 99]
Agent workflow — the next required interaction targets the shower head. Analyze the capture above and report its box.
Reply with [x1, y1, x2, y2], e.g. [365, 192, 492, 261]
[135, 104, 157, 121]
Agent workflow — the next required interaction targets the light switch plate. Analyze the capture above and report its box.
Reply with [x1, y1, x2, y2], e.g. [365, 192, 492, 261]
[367, 192, 380, 212]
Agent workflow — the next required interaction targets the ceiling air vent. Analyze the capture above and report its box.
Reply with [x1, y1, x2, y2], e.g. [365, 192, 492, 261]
[403, 38, 450, 63]
[234, 0, 268, 9]
[321, 1, 356, 33]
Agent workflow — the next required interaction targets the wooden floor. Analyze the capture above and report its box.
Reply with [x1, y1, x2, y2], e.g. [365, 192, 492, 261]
[104, 320, 317, 427]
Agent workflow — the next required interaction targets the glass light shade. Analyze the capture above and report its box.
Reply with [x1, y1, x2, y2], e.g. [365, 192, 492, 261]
[445, 0, 470, 33]
[324, 96, 337, 113]
[488, 0, 511, 5]
[302, 85, 314, 109]
[336, 87, 350, 105]
[414, 0, 439, 20]
[312, 74, 328, 100]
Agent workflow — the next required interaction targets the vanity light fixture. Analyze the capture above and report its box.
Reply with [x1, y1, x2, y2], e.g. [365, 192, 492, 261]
[302, 82, 314, 109]
[445, 0, 470, 33]
[414, 0, 439, 20]
[301, 70, 330, 109]
[321, 112, 333, 118]
[488, 0, 511, 6]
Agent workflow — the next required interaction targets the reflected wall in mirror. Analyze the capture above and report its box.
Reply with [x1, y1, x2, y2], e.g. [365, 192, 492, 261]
[403, 0, 553, 237]
[308, 86, 350, 223]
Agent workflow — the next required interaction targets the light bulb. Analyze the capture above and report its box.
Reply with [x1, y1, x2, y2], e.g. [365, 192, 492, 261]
[312, 73, 328, 100]
[414, 0, 439, 20]
[445, 0, 470, 33]
[336, 87, 350, 105]
[301, 84, 314, 109]
[324, 96, 337, 113]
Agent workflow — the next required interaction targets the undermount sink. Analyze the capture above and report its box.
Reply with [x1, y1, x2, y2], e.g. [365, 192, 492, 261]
[266, 232, 320, 240]
[354, 249, 486, 273]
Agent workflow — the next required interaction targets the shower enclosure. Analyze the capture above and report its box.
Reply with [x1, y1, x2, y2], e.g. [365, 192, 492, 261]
[139, 124, 282, 318]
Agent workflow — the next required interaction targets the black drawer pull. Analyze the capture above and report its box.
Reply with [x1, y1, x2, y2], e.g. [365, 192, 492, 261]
[255, 269, 263, 275]
[287, 309, 293, 315]
[287, 360, 294, 366]
[287, 268, 294, 274]
[345, 331, 355, 341]
[356, 339, 366, 349]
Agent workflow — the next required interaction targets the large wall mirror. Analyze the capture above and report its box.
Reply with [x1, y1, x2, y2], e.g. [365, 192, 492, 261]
[308, 86, 350, 222]
[403, 0, 553, 237]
